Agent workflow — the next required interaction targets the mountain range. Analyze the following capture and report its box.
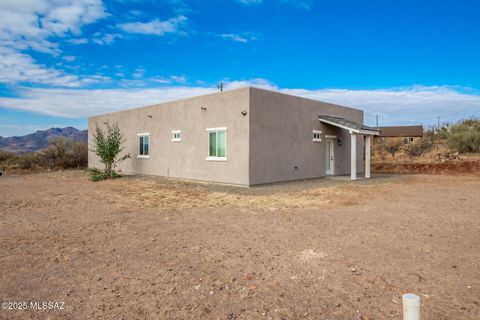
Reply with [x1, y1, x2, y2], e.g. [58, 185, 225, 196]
[0, 127, 88, 154]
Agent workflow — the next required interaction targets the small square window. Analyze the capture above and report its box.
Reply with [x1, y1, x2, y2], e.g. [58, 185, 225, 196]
[313, 130, 322, 142]
[172, 130, 181, 142]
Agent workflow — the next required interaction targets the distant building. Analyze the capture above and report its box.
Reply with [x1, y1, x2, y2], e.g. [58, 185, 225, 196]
[376, 125, 424, 145]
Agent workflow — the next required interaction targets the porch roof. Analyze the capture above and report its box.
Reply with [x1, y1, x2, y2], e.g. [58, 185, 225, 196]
[319, 115, 380, 135]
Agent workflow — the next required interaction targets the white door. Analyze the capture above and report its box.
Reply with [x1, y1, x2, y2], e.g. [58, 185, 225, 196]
[325, 139, 334, 175]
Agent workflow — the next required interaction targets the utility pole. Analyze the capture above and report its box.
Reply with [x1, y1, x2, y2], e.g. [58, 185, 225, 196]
[217, 82, 223, 92]
[437, 116, 440, 131]
[376, 114, 379, 128]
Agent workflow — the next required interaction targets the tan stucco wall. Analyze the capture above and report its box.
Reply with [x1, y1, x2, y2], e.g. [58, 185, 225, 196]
[89, 87, 367, 186]
[88, 87, 251, 186]
[248, 88, 365, 185]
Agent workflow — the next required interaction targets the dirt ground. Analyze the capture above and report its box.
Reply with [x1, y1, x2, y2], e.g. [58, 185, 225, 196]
[1, 171, 479, 320]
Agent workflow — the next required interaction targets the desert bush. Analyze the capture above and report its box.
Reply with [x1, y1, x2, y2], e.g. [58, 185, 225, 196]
[89, 122, 130, 181]
[446, 119, 480, 153]
[71, 142, 88, 168]
[40, 137, 70, 169]
[404, 137, 434, 157]
[0, 150, 14, 162]
[17, 153, 39, 170]
[38, 138, 88, 170]
[384, 137, 403, 157]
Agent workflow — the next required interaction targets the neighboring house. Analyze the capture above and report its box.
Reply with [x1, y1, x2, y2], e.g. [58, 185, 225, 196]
[376, 126, 424, 145]
[88, 87, 379, 186]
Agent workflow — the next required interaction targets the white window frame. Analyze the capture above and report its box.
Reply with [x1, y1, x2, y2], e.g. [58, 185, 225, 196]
[313, 130, 322, 142]
[171, 130, 181, 142]
[206, 127, 227, 161]
[137, 132, 150, 158]
[404, 137, 414, 144]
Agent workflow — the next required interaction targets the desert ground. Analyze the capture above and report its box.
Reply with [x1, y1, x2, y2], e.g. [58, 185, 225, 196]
[1, 171, 479, 320]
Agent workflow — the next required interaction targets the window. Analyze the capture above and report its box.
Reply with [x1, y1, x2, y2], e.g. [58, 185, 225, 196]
[137, 133, 150, 158]
[313, 130, 322, 142]
[404, 137, 414, 144]
[171, 130, 181, 142]
[206, 127, 227, 161]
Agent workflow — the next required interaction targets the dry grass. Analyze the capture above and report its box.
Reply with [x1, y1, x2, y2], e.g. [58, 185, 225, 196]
[98, 177, 382, 212]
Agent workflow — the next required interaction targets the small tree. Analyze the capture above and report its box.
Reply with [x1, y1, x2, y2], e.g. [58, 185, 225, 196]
[40, 137, 71, 169]
[404, 137, 434, 157]
[384, 137, 403, 157]
[89, 122, 130, 180]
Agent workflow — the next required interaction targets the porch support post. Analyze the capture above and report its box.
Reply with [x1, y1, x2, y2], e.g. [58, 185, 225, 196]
[365, 135, 371, 179]
[350, 131, 357, 180]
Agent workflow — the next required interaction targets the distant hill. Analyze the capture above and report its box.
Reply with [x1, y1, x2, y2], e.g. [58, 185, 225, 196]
[0, 127, 88, 154]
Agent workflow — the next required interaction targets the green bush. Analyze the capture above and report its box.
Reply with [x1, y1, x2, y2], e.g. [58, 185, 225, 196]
[446, 119, 480, 153]
[89, 122, 130, 181]
[86, 167, 120, 182]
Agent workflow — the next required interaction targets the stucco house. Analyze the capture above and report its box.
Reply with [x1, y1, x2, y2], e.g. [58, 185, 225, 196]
[88, 87, 379, 186]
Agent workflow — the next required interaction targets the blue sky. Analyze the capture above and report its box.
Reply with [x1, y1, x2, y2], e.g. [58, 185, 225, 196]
[0, 0, 479, 136]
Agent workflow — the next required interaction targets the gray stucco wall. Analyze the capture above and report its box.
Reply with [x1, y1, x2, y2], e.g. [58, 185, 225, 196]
[88, 87, 251, 186]
[88, 86, 367, 186]
[248, 88, 365, 185]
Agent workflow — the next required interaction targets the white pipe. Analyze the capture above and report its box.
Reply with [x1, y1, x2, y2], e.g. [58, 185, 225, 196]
[402, 293, 421, 320]
[350, 132, 357, 180]
[365, 135, 371, 178]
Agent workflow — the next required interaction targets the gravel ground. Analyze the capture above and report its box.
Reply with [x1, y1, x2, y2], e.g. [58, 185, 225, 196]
[0, 171, 479, 319]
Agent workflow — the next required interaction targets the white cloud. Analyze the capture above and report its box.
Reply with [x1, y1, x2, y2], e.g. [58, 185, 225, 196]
[92, 33, 122, 45]
[118, 16, 187, 36]
[235, 0, 311, 8]
[0, 0, 108, 87]
[0, 47, 110, 87]
[236, 0, 264, 5]
[66, 38, 89, 45]
[132, 67, 146, 79]
[63, 55, 76, 62]
[0, 86, 215, 118]
[220, 33, 258, 43]
[0, 0, 108, 54]
[0, 81, 479, 126]
[280, 0, 312, 10]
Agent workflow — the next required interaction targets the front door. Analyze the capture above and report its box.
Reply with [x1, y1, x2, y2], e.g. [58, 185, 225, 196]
[325, 139, 334, 175]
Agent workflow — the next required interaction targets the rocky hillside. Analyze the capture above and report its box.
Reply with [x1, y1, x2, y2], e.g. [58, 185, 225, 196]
[0, 127, 87, 154]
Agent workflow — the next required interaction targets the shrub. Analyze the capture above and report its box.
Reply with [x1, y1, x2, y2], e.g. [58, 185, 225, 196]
[86, 167, 120, 182]
[71, 142, 88, 168]
[446, 119, 480, 153]
[89, 122, 130, 181]
[384, 137, 403, 157]
[38, 138, 88, 170]
[404, 137, 434, 157]
[17, 153, 39, 170]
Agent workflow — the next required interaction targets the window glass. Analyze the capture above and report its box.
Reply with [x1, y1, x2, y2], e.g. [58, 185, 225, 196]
[209, 132, 217, 157]
[139, 135, 149, 155]
[144, 136, 149, 155]
[217, 131, 226, 157]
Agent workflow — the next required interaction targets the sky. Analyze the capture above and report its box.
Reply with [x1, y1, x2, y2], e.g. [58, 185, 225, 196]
[0, 0, 479, 137]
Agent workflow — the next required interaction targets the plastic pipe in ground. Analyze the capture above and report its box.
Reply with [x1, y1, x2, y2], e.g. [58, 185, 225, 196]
[402, 293, 421, 320]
